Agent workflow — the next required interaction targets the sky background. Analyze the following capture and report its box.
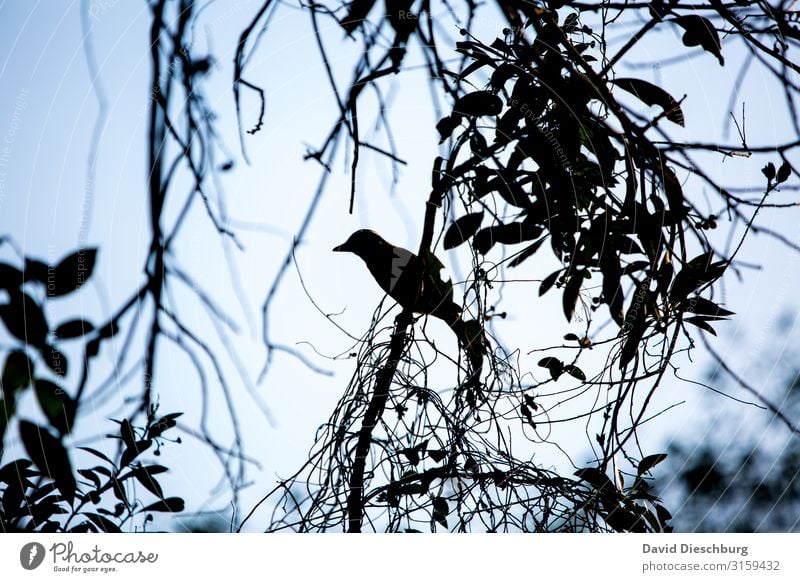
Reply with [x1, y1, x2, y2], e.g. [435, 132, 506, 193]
[1, 0, 799, 531]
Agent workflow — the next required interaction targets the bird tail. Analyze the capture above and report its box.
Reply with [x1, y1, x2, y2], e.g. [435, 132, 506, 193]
[449, 316, 486, 398]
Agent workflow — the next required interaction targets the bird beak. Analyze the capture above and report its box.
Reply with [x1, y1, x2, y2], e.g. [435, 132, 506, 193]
[332, 242, 348, 252]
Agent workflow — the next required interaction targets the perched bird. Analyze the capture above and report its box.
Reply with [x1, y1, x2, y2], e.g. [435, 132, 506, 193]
[333, 229, 485, 389]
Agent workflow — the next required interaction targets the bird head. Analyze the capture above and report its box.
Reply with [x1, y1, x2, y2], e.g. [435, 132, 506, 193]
[332, 229, 386, 258]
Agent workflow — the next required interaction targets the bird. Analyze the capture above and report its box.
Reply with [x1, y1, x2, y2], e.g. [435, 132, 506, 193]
[333, 229, 485, 391]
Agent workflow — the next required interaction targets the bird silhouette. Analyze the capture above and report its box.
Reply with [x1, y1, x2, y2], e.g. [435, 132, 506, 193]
[334, 229, 485, 390]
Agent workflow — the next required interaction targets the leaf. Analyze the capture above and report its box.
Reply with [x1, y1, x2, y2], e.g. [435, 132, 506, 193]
[131, 466, 166, 499]
[473, 221, 542, 254]
[48, 248, 98, 297]
[538, 357, 564, 381]
[41, 345, 68, 377]
[78, 468, 101, 489]
[508, 238, 546, 268]
[453, 91, 503, 117]
[77, 446, 115, 466]
[539, 270, 561, 296]
[0, 290, 49, 347]
[762, 162, 776, 181]
[19, 420, 76, 504]
[432, 496, 449, 527]
[2, 350, 35, 396]
[0, 398, 15, 453]
[35, 379, 76, 435]
[669, 252, 727, 302]
[0, 263, 24, 291]
[121, 439, 152, 468]
[436, 115, 462, 143]
[574, 467, 615, 492]
[673, 15, 724, 65]
[148, 412, 182, 438]
[562, 270, 584, 321]
[637, 453, 668, 476]
[564, 365, 586, 382]
[612, 78, 684, 126]
[119, 418, 136, 449]
[23, 258, 50, 285]
[427, 449, 446, 463]
[443, 212, 484, 250]
[681, 296, 734, 319]
[54, 319, 95, 340]
[141, 497, 185, 513]
[777, 161, 792, 183]
[685, 316, 717, 335]
[85, 512, 121, 533]
[620, 281, 650, 369]
[401, 447, 421, 466]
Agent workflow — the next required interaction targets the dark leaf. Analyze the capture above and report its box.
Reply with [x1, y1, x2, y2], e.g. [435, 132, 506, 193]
[19, 420, 76, 504]
[637, 453, 668, 476]
[2, 350, 35, 396]
[564, 365, 586, 382]
[453, 91, 503, 117]
[443, 212, 484, 250]
[77, 468, 101, 489]
[539, 270, 561, 296]
[23, 258, 50, 285]
[54, 319, 95, 340]
[77, 446, 114, 466]
[85, 512, 121, 533]
[401, 447, 421, 466]
[538, 357, 564, 381]
[0, 263, 24, 291]
[620, 281, 650, 369]
[669, 252, 727, 302]
[574, 467, 615, 492]
[436, 115, 462, 143]
[685, 316, 717, 335]
[35, 379, 76, 435]
[49, 248, 98, 297]
[0, 459, 35, 483]
[612, 78, 684, 126]
[673, 15, 724, 65]
[131, 466, 165, 498]
[562, 270, 584, 321]
[762, 162, 776, 181]
[432, 496, 449, 527]
[777, 161, 792, 183]
[0, 291, 49, 347]
[119, 419, 136, 449]
[41, 345, 68, 377]
[141, 497, 185, 513]
[681, 296, 734, 319]
[508, 238, 546, 268]
[427, 449, 446, 462]
[121, 439, 152, 468]
[148, 412, 183, 438]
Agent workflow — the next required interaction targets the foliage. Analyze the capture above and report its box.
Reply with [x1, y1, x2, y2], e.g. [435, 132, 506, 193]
[0, 248, 184, 532]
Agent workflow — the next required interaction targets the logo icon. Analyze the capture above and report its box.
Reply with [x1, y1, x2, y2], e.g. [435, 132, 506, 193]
[19, 542, 46, 570]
